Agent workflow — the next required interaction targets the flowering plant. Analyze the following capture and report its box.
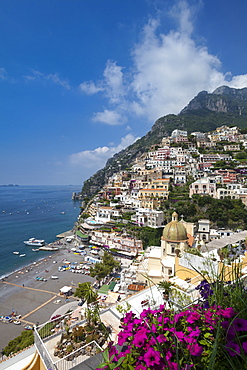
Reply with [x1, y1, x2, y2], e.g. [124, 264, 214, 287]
[96, 302, 247, 369]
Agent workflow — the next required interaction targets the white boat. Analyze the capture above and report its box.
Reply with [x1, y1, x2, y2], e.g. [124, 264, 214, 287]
[24, 238, 45, 246]
[32, 249, 39, 252]
[50, 276, 59, 279]
[13, 251, 20, 255]
[19, 254, 26, 257]
[39, 246, 59, 251]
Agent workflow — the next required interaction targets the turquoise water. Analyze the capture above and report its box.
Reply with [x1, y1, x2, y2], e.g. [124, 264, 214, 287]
[0, 185, 82, 277]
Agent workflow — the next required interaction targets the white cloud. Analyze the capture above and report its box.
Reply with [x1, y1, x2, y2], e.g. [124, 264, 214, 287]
[129, 4, 225, 120]
[92, 109, 124, 125]
[0, 68, 8, 80]
[103, 60, 125, 103]
[69, 133, 139, 169]
[79, 0, 247, 124]
[24, 70, 71, 89]
[46, 73, 70, 89]
[79, 81, 104, 95]
[228, 74, 247, 89]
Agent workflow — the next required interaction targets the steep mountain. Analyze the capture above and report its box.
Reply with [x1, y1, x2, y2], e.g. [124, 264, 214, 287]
[180, 86, 247, 115]
[81, 86, 247, 199]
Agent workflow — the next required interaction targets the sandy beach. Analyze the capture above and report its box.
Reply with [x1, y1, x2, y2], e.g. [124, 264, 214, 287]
[0, 242, 95, 350]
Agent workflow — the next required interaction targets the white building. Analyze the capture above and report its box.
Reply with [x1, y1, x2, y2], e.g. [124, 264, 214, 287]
[189, 178, 217, 198]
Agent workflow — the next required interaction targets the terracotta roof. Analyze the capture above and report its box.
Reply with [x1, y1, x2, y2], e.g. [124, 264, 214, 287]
[128, 284, 145, 291]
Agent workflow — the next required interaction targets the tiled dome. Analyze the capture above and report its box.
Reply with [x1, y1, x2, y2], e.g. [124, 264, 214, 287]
[162, 212, 188, 242]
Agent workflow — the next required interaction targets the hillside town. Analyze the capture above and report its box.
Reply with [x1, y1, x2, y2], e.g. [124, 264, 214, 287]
[77, 124, 247, 249]
[3, 125, 247, 369]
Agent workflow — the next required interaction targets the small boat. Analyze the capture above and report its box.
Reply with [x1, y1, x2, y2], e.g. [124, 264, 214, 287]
[50, 276, 59, 280]
[19, 254, 26, 257]
[13, 251, 20, 255]
[13, 320, 21, 325]
[60, 211, 66, 215]
[32, 249, 39, 252]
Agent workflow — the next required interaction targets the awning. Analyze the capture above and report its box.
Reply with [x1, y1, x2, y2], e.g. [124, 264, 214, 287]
[60, 286, 72, 294]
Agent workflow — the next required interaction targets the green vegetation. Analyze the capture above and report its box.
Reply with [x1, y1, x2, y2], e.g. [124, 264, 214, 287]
[168, 182, 191, 201]
[74, 282, 97, 303]
[161, 194, 247, 229]
[3, 330, 34, 356]
[89, 251, 120, 281]
[38, 321, 57, 339]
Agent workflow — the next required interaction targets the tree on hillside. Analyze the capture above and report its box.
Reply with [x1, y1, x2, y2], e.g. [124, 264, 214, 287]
[90, 251, 120, 284]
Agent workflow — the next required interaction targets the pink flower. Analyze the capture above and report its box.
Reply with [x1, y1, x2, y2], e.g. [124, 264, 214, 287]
[187, 311, 201, 324]
[135, 365, 147, 370]
[184, 336, 197, 344]
[143, 348, 161, 367]
[188, 328, 201, 337]
[157, 315, 170, 324]
[133, 333, 147, 347]
[173, 330, 186, 341]
[156, 334, 167, 343]
[165, 350, 173, 361]
[117, 330, 131, 346]
[149, 337, 157, 346]
[123, 311, 135, 323]
[167, 362, 179, 370]
[151, 323, 157, 333]
[187, 343, 203, 356]
[219, 307, 235, 318]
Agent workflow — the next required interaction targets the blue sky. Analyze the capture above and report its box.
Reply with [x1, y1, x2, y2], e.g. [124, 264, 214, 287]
[1, 0, 247, 186]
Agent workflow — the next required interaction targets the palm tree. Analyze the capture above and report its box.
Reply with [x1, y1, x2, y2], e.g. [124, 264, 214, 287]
[158, 280, 173, 300]
[75, 282, 99, 326]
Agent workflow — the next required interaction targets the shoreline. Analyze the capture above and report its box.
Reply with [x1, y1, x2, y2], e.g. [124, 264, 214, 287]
[0, 231, 74, 280]
[0, 237, 95, 351]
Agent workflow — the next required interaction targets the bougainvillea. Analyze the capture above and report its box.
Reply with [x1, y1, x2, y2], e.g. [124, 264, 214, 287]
[96, 302, 247, 370]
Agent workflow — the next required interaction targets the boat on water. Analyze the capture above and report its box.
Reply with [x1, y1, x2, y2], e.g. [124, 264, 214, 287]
[13, 251, 20, 255]
[39, 246, 59, 251]
[19, 254, 26, 257]
[24, 237, 45, 246]
[32, 249, 39, 252]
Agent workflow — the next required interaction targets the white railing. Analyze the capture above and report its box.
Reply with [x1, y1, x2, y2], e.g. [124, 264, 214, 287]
[34, 314, 105, 370]
[34, 327, 57, 370]
[53, 341, 103, 370]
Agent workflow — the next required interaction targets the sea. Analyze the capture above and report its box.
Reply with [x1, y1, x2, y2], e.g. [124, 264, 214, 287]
[0, 185, 82, 278]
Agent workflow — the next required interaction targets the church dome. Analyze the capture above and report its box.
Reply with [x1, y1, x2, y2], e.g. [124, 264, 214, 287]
[162, 212, 188, 242]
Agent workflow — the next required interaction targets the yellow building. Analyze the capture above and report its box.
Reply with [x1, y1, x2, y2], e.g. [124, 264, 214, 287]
[136, 212, 190, 284]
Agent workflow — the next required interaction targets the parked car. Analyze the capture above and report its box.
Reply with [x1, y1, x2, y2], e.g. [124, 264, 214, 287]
[78, 299, 85, 306]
